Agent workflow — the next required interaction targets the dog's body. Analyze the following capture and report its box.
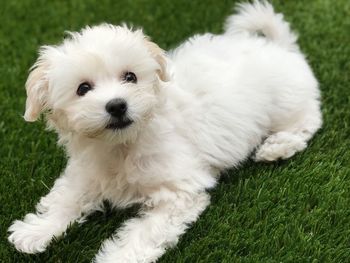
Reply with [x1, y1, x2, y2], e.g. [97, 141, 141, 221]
[8, 1, 321, 262]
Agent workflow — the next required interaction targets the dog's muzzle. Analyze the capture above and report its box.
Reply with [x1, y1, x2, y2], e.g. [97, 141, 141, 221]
[106, 118, 133, 130]
[105, 98, 133, 130]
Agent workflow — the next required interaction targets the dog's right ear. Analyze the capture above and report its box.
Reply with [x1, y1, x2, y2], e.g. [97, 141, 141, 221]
[24, 50, 50, 122]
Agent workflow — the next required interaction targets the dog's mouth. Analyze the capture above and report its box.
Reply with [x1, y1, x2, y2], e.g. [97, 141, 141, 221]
[106, 118, 133, 130]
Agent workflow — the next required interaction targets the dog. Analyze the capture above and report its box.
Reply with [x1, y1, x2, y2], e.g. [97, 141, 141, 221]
[8, 1, 322, 262]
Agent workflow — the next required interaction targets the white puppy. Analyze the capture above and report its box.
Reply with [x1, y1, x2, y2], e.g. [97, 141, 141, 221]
[8, 1, 322, 262]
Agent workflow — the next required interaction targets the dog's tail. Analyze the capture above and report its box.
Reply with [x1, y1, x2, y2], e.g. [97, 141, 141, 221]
[224, 0, 298, 51]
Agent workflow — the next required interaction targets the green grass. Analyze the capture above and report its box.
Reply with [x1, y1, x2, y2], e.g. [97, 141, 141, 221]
[1, 0, 350, 262]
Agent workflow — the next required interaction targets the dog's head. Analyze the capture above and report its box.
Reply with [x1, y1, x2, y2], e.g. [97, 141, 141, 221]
[24, 24, 168, 143]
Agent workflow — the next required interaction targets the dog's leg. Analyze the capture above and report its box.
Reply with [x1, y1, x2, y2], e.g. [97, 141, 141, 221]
[255, 101, 322, 162]
[8, 162, 102, 254]
[94, 191, 210, 263]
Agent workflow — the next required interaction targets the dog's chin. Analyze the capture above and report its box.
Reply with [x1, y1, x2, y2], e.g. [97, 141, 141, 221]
[96, 117, 139, 144]
[106, 118, 133, 130]
[72, 116, 138, 144]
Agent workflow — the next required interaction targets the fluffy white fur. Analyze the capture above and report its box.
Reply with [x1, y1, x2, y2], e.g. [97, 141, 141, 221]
[8, 1, 322, 262]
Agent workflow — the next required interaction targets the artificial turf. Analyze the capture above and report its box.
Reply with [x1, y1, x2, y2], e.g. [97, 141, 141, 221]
[1, 0, 350, 262]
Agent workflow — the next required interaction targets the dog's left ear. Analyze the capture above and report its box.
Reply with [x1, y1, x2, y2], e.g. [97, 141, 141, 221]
[144, 38, 169, 82]
[24, 51, 50, 122]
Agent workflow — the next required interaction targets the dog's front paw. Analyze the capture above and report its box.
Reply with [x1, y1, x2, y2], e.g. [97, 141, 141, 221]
[8, 215, 54, 254]
[94, 238, 161, 263]
[94, 241, 133, 263]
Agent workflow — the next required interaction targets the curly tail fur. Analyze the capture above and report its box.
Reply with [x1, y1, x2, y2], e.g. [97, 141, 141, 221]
[224, 0, 298, 51]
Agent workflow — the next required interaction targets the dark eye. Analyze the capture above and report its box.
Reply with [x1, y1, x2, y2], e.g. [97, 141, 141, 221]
[77, 82, 92, 96]
[122, 72, 137, 83]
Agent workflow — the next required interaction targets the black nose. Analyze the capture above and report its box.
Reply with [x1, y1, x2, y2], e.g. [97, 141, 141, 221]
[105, 98, 128, 118]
